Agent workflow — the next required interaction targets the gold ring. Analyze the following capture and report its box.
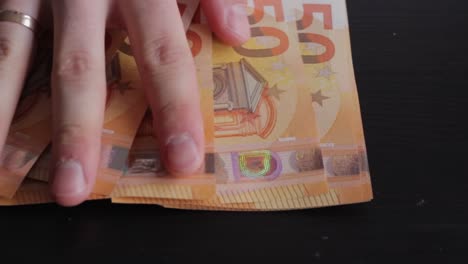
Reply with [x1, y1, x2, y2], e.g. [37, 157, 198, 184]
[0, 9, 40, 35]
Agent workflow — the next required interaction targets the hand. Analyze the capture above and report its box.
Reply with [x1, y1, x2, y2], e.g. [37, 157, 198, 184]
[0, 0, 250, 206]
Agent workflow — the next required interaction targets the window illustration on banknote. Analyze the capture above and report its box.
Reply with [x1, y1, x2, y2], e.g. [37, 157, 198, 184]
[324, 153, 360, 177]
[213, 58, 276, 139]
[292, 149, 324, 172]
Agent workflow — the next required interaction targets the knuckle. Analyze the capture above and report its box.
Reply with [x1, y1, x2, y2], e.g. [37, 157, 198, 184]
[54, 51, 96, 81]
[154, 100, 202, 135]
[141, 35, 192, 76]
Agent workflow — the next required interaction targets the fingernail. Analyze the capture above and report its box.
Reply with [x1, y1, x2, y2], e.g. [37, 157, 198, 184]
[165, 133, 201, 174]
[226, 4, 251, 42]
[51, 159, 87, 197]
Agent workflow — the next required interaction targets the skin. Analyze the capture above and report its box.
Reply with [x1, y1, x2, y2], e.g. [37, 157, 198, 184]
[0, 0, 250, 206]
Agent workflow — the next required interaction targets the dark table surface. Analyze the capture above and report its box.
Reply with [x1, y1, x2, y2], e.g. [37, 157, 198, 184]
[2, 0, 468, 263]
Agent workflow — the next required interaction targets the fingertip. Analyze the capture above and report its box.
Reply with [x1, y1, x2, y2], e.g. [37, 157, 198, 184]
[153, 104, 206, 177]
[50, 158, 90, 207]
[217, 23, 251, 46]
[164, 132, 204, 175]
[202, 0, 251, 46]
[223, 3, 251, 45]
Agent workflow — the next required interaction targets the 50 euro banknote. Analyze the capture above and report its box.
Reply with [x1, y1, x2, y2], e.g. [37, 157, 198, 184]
[206, 0, 331, 203]
[287, 0, 372, 199]
[111, 23, 217, 201]
[86, 0, 202, 195]
[204, 0, 371, 207]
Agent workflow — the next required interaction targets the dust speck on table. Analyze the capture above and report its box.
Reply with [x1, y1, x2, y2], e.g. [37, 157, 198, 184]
[416, 199, 426, 207]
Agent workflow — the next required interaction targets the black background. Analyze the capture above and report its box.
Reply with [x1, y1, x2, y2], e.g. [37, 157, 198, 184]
[1, 0, 468, 263]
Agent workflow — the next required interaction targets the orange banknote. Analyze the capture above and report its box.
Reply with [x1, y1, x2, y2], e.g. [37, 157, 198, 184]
[206, 0, 330, 203]
[92, 36, 148, 195]
[288, 0, 372, 201]
[212, 14, 318, 152]
[24, 145, 50, 182]
[194, 0, 372, 207]
[94, 1, 202, 195]
[0, 178, 105, 206]
[112, 24, 217, 200]
[112, 188, 342, 211]
[178, 0, 200, 30]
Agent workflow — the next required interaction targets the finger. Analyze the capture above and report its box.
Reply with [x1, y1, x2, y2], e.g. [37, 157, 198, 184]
[120, 0, 204, 175]
[50, 0, 108, 206]
[0, 0, 40, 150]
[201, 0, 250, 45]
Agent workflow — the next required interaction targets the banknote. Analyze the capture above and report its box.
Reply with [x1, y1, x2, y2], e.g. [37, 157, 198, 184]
[209, 0, 371, 205]
[178, 0, 201, 30]
[112, 182, 372, 211]
[191, 3, 208, 25]
[289, 0, 371, 195]
[206, 0, 331, 203]
[112, 189, 342, 211]
[0, 178, 105, 206]
[92, 37, 148, 195]
[111, 24, 217, 200]
[93, 2, 202, 195]
[24, 145, 50, 182]
[212, 12, 318, 152]
[0, 179, 53, 206]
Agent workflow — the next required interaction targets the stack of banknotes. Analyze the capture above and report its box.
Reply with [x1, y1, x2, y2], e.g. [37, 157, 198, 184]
[0, 0, 373, 211]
